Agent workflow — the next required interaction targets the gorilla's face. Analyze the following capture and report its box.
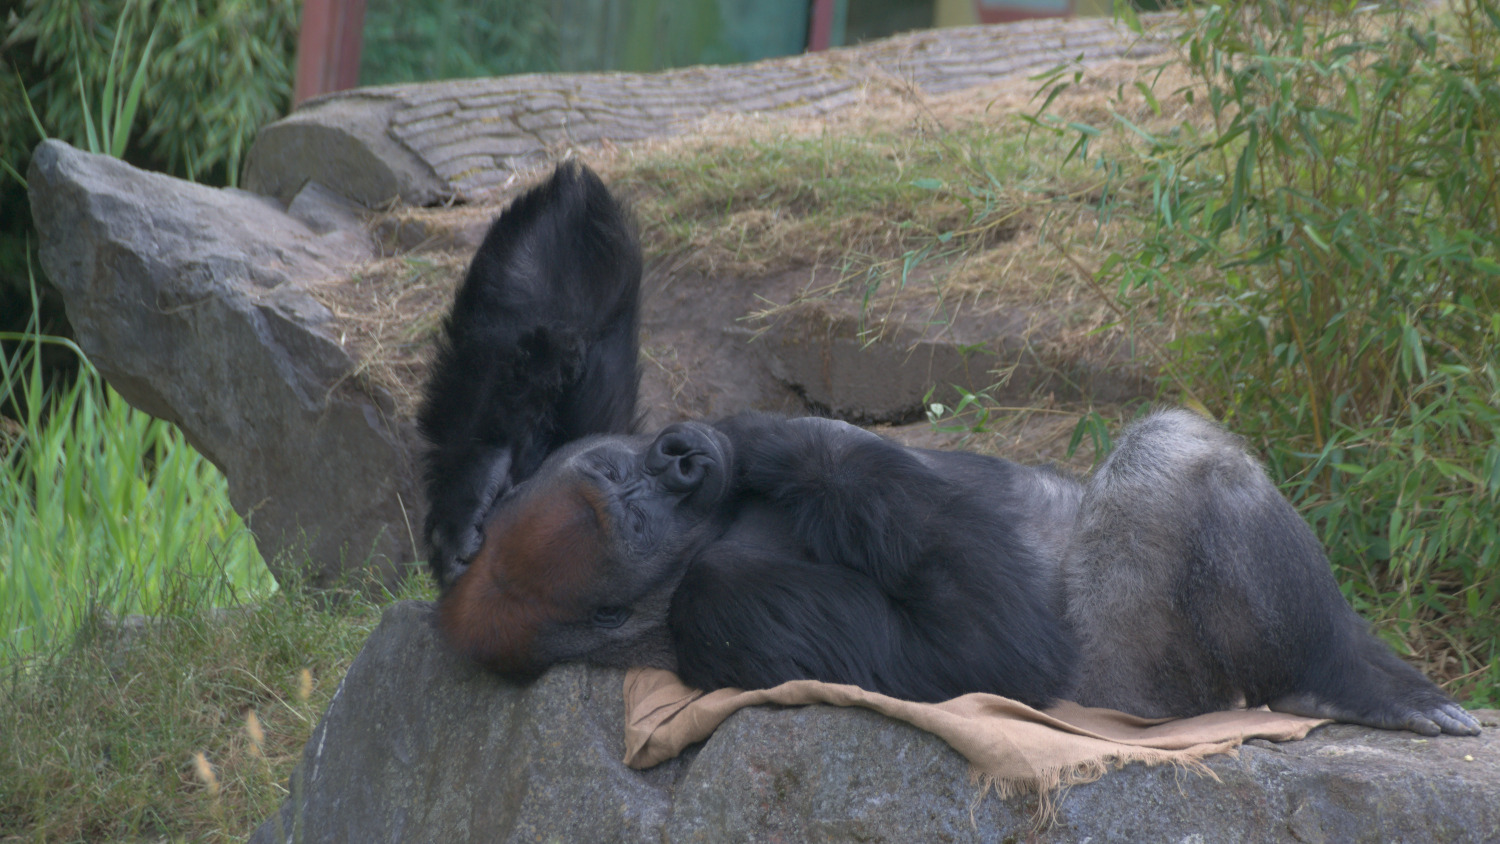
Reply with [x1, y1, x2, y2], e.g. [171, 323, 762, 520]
[437, 422, 733, 675]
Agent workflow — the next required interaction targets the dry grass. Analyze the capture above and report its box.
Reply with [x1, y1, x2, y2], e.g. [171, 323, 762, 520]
[303, 54, 1213, 418]
[877, 401, 1109, 469]
[307, 252, 467, 416]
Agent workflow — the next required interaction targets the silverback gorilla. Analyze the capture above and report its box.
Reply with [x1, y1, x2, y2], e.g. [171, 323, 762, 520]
[418, 162, 1479, 737]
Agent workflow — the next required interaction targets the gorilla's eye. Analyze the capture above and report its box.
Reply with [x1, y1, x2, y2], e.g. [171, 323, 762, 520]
[592, 605, 631, 628]
[626, 506, 648, 538]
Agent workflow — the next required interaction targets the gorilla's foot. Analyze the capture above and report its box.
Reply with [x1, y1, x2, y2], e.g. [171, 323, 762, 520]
[1270, 689, 1481, 737]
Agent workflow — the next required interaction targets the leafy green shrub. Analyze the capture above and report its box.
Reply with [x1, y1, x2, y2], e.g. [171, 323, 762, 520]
[2, 0, 299, 183]
[1056, 0, 1499, 703]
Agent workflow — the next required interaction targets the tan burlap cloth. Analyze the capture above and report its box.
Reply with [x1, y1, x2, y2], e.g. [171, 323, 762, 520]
[624, 668, 1328, 810]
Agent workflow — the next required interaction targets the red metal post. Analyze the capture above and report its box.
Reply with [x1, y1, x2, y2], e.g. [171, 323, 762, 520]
[974, 1, 1074, 24]
[294, 0, 367, 105]
[808, 0, 835, 51]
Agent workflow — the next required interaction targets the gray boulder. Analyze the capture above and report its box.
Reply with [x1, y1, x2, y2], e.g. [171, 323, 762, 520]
[28, 140, 416, 590]
[253, 601, 1500, 844]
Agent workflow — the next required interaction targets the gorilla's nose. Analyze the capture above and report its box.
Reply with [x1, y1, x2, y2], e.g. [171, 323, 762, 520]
[645, 424, 715, 493]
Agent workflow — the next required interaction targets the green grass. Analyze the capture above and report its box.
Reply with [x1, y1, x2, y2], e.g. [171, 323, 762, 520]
[1, 331, 275, 666]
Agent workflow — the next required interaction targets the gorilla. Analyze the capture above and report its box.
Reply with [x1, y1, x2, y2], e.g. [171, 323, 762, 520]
[418, 162, 1480, 737]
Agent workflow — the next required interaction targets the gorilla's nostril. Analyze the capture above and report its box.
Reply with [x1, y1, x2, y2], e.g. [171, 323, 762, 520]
[644, 437, 676, 475]
[647, 426, 714, 493]
[666, 456, 705, 491]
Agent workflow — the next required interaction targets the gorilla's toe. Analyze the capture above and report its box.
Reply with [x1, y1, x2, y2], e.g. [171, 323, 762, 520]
[1429, 702, 1482, 736]
[1398, 701, 1482, 737]
[1270, 689, 1481, 737]
[1402, 712, 1443, 737]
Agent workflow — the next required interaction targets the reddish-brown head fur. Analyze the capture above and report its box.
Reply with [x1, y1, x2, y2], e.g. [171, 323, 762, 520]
[437, 477, 611, 675]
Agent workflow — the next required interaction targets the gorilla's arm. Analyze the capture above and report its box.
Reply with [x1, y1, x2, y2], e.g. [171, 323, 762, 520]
[669, 529, 908, 698]
[685, 413, 1078, 705]
[668, 506, 1077, 706]
[710, 414, 942, 593]
[418, 163, 641, 588]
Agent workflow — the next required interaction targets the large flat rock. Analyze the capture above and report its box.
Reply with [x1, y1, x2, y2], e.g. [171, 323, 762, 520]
[252, 601, 1499, 843]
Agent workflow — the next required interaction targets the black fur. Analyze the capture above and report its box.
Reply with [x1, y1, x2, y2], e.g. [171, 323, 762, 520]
[417, 161, 641, 587]
[669, 415, 1077, 705]
[422, 163, 1480, 736]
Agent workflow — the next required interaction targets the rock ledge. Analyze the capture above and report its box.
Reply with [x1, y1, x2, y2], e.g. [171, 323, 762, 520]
[252, 602, 1500, 844]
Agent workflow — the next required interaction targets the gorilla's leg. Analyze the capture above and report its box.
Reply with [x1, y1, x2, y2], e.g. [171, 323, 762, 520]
[1064, 409, 1479, 736]
[1061, 408, 1251, 717]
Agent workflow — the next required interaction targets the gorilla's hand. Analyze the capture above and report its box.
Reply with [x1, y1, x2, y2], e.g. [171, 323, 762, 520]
[423, 448, 513, 589]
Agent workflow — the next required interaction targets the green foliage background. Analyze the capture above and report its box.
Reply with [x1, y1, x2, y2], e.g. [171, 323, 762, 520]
[0, 0, 301, 358]
[359, 0, 559, 85]
[1, 0, 300, 183]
